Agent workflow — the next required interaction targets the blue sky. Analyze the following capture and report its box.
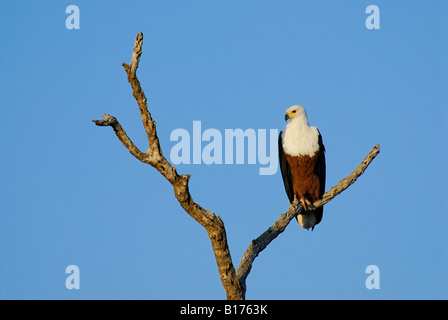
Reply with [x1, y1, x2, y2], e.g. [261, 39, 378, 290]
[0, 0, 447, 299]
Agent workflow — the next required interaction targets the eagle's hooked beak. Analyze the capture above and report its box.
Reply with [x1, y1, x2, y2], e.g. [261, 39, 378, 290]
[284, 113, 289, 121]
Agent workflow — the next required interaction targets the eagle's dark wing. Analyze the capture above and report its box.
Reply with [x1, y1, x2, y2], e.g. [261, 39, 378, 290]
[316, 129, 326, 198]
[313, 129, 326, 227]
[278, 131, 294, 203]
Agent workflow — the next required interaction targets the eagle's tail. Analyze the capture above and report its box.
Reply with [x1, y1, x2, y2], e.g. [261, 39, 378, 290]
[296, 207, 323, 231]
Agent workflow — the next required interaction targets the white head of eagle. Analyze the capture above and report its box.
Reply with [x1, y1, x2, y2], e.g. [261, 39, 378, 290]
[278, 105, 326, 230]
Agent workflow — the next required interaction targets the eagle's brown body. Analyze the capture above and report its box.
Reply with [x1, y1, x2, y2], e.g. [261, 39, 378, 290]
[284, 152, 322, 206]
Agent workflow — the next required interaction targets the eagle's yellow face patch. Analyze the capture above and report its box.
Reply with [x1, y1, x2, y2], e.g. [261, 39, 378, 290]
[286, 108, 298, 120]
[285, 105, 304, 120]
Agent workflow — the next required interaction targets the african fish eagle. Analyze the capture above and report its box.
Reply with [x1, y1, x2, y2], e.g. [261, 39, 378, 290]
[279, 105, 326, 230]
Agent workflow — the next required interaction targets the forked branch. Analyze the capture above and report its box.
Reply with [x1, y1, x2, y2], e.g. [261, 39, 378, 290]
[93, 32, 380, 300]
[93, 33, 242, 300]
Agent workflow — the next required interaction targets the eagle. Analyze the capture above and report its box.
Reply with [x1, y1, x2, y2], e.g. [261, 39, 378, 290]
[279, 105, 326, 230]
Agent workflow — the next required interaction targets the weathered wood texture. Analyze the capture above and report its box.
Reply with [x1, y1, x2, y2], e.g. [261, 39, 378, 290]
[93, 33, 380, 300]
[94, 33, 242, 300]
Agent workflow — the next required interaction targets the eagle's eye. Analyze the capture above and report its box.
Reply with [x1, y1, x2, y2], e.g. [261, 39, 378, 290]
[292, 110, 296, 113]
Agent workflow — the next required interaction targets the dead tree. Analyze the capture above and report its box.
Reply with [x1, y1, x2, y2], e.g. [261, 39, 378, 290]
[93, 33, 380, 300]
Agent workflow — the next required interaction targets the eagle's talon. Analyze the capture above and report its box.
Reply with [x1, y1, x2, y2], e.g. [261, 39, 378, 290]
[304, 199, 315, 211]
[299, 199, 309, 212]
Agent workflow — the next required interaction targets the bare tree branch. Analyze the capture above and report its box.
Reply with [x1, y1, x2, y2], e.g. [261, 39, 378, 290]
[236, 200, 303, 296]
[121, 33, 155, 149]
[93, 32, 243, 300]
[236, 144, 381, 297]
[93, 32, 381, 300]
[314, 144, 380, 208]
[93, 114, 150, 163]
